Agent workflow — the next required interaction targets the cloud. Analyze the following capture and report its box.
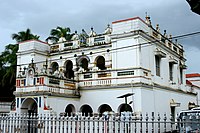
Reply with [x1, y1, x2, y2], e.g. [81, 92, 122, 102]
[185, 47, 200, 73]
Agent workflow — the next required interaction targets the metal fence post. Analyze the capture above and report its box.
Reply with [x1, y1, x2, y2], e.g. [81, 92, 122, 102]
[140, 113, 143, 133]
[151, 112, 155, 133]
[157, 113, 161, 133]
[163, 113, 167, 133]
[145, 113, 148, 133]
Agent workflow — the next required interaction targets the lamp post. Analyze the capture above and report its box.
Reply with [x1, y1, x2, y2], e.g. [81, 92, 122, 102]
[117, 93, 134, 111]
[117, 93, 134, 133]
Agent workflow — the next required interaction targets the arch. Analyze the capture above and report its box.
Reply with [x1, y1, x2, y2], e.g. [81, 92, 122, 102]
[80, 58, 89, 71]
[76, 55, 90, 63]
[98, 104, 112, 115]
[27, 68, 35, 86]
[95, 56, 106, 70]
[77, 56, 90, 71]
[118, 104, 133, 114]
[65, 104, 75, 116]
[64, 60, 74, 79]
[51, 62, 59, 74]
[21, 98, 38, 114]
[80, 104, 93, 116]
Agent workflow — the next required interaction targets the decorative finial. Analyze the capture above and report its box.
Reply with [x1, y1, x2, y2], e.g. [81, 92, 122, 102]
[145, 12, 151, 26]
[105, 24, 112, 34]
[89, 27, 96, 37]
[156, 24, 160, 32]
[30, 58, 34, 68]
[164, 30, 167, 36]
[145, 12, 148, 18]
[71, 31, 79, 41]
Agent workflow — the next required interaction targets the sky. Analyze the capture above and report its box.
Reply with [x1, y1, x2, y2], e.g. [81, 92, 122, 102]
[0, 0, 199, 73]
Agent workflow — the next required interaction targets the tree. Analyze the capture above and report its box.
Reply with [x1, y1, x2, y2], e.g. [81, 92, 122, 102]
[46, 26, 73, 43]
[187, 0, 200, 15]
[0, 44, 18, 101]
[11, 28, 40, 43]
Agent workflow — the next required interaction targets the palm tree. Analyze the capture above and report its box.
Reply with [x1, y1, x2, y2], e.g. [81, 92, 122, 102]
[46, 26, 73, 43]
[11, 28, 40, 43]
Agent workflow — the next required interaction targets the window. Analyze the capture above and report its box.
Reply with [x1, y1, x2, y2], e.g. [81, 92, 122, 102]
[180, 68, 183, 84]
[161, 37, 165, 43]
[94, 36, 105, 42]
[96, 56, 106, 70]
[37, 78, 40, 84]
[155, 56, 160, 76]
[80, 58, 89, 71]
[51, 62, 59, 74]
[84, 74, 92, 79]
[64, 42, 73, 47]
[173, 46, 177, 52]
[171, 106, 175, 122]
[117, 71, 134, 76]
[169, 63, 173, 81]
[80, 105, 93, 116]
[64, 60, 74, 79]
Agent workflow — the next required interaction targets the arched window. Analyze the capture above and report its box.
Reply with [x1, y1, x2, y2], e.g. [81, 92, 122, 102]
[80, 104, 93, 116]
[65, 104, 75, 116]
[77, 56, 90, 71]
[118, 104, 133, 114]
[98, 104, 112, 116]
[80, 58, 89, 71]
[64, 60, 74, 79]
[21, 98, 38, 114]
[96, 56, 106, 70]
[51, 62, 59, 74]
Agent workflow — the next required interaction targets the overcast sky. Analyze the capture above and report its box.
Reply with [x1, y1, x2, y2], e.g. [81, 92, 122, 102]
[0, 0, 199, 73]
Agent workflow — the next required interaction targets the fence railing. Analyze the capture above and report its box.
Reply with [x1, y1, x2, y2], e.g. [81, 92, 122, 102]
[0, 112, 199, 133]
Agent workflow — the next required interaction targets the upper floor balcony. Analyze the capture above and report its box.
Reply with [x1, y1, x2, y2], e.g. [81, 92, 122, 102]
[78, 67, 152, 88]
[50, 34, 111, 53]
[15, 74, 78, 97]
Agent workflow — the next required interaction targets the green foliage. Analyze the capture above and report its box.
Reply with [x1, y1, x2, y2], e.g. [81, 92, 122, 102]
[11, 28, 40, 43]
[46, 26, 73, 43]
[0, 44, 18, 101]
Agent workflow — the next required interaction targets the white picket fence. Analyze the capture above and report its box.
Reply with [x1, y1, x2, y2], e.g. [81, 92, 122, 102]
[0, 112, 197, 133]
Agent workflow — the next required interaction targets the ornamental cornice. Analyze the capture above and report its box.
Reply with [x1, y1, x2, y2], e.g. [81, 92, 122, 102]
[17, 49, 49, 56]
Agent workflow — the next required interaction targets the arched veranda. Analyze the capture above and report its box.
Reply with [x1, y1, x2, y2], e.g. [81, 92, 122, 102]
[21, 98, 38, 115]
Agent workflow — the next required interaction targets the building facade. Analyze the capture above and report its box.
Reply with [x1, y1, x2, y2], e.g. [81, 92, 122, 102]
[13, 16, 197, 117]
[186, 73, 200, 107]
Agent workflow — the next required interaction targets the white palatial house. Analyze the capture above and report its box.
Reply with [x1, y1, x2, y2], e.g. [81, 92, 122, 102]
[13, 16, 197, 117]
